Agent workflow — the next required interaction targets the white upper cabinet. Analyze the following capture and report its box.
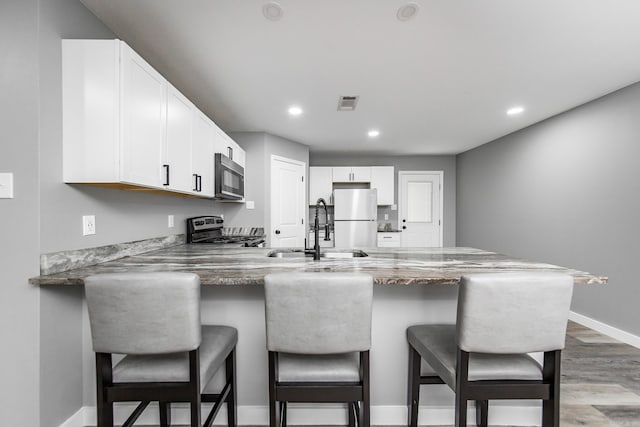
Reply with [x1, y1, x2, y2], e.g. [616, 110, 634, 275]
[332, 167, 371, 183]
[191, 111, 215, 197]
[165, 85, 194, 193]
[309, 165, 395, 206]
[119, 43, 166, 188]
[309, 167, 333, 205]
[62, 39, 244, 199]
[370, 166, 395, 205]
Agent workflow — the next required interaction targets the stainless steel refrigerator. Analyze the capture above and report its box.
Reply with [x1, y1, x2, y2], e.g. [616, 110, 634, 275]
[333, 189, 378, 248]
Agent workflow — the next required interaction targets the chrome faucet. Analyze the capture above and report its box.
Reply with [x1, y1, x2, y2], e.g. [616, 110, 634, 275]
[312, 198, 331, 260]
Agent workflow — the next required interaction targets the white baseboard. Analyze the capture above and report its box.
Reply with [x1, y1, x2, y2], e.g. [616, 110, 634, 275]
[569, 310, 640, 349]
[60, 402, 543, 426]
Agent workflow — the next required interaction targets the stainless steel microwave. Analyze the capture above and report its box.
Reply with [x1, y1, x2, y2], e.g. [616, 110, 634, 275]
[214, 153, 244, 200]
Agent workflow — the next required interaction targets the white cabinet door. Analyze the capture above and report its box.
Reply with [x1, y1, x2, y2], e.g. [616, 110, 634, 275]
[371, 166, 395, 205]
[309, 167, 333, 205]
[332, 166, 371, 182]
[351, 167, 371, 182]
[119, 42, 166, 188]
[332, 167, 352, 182]
[192, 112, 215, 197]
[165, 85, 193, 193]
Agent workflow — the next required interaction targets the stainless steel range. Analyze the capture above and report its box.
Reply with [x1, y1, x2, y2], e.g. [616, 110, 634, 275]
[186, 216, 265, 247]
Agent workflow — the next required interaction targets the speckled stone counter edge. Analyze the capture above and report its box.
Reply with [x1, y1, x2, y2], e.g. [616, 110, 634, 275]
[40, 234, 185, 275]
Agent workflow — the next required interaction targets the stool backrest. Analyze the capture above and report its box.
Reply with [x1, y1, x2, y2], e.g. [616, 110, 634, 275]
[264, 272, 373, 354]
[85, 272, 201, 355]
[456, 272, 573, 354]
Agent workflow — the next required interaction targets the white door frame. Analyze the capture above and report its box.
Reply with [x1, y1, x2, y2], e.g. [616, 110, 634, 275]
[270, 154, 307, 248]
[398, 171, 444, 247]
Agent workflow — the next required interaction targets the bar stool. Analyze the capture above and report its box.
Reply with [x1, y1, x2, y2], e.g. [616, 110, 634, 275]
[407, 272, 573, 427]
[85, 272, 237, 427]
[264, 272, 374, 427]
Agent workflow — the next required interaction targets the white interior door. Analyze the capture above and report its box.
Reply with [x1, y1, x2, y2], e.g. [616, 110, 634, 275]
[399, 171, 443, 247]
[271, 155, 306, 248]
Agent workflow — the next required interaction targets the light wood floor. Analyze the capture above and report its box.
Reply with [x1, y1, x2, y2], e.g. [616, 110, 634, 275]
[95, 322, 640, 427]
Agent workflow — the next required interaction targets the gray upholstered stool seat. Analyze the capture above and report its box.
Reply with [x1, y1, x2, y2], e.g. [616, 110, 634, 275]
[407, 324, 542, 389]
[114, 325, 237, 390]
[277, 352, 360, 382]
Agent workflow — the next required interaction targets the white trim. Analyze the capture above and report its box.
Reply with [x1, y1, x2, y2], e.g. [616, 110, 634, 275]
[569, 311, 640, 349]
[58, 407, 86, 427]
[398, 170, 444, 247]
[60, 403, 543, 426]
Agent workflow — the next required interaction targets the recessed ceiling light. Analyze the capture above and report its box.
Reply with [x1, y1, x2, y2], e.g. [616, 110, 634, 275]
[368, 130, 380, 138]
[397, 2, 420, 21]
[507, 106, 525, 116]
[263, 1, 284, 21]
[288, 106, 303, 116]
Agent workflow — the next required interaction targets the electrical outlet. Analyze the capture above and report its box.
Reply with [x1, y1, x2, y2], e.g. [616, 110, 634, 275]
[168, 215, 175, 228]
[82, 215, 96, 236]
[246, 201, 255, 209]
[0, 173, 14, 198]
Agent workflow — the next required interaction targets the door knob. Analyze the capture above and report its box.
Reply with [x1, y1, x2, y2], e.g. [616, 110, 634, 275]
[402, 219, 406, 223]
[275, 230, 281, 235]
[402, 226, 407, 230]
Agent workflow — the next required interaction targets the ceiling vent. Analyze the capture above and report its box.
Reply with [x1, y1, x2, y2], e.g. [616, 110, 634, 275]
[337, 96, 359, 111]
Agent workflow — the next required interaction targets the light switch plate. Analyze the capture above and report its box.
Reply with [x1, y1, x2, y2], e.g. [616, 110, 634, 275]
[246, 201, 255, 209]
[168, 215, 175, 228]
[0, 173, 14, 198]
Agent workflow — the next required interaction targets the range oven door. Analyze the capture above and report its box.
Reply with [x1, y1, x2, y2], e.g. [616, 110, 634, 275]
[214, 153, 244, 200]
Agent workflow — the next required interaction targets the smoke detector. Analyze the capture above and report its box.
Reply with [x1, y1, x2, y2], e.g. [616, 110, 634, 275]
[397, 2, 420, 21]
[337, 96, 359, 111]
[263, 2, 283, 21]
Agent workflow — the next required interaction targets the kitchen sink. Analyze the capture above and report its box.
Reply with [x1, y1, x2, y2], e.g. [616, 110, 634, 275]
[266, 249, 368, 259]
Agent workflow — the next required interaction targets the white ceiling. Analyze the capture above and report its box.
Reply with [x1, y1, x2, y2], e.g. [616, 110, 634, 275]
[80, 0, 640, 155]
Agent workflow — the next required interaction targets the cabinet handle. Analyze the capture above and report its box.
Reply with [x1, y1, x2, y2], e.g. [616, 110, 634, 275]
[163, 164, 170, 186]
[227, 146, 233, 160]
[198, 175, 202, 192]
[275, 229, 281, 235]
[193, 174, 198, 192]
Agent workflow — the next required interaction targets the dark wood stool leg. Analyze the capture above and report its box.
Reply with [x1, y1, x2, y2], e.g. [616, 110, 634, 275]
[348, 402, 356, 427]
[280, 401, 287, 427]
[362, 351, 370, 427]
[96, 353, 114, 427]
[455, 350, 470, 427]
[159, 401, 171, 427]
[408, 346, 421, 427]
[475, 400, 487, 427]
[226, 349, 237, 427]
[189, 350, 201, 427]
[542, 350, 561, 427]
[268, 352, 278, 427]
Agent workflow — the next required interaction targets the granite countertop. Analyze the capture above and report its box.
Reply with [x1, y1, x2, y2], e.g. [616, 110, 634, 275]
[30, 246, 607, 286]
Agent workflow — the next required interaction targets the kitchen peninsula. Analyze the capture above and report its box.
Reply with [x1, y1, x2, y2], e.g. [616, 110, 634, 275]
[31, 245, 606, 286]
[30, 245, 606, 426]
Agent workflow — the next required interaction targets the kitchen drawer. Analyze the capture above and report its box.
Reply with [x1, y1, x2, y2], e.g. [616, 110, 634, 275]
[377, 232, 401, 247]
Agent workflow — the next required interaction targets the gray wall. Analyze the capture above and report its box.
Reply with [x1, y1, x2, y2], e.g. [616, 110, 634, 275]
[457, 81, 640, 336]
[0, 1, 41, 426]
[311, 153, 457, 246]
